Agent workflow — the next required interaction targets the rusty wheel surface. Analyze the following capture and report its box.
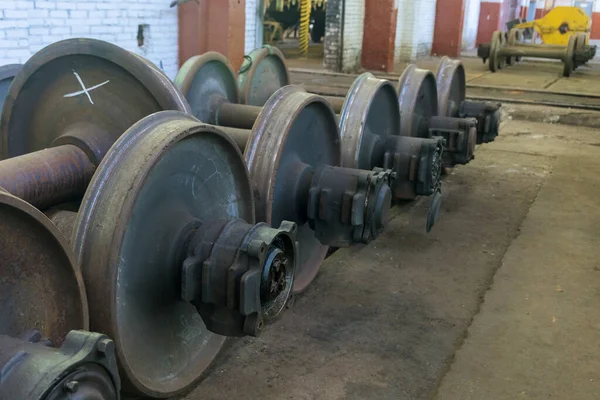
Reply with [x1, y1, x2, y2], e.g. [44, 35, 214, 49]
[0, 39, 189, 160]
[504, 31, 515, 65]
[435, 56, 466, 118]
[338, 72, 400, 170]
[0, 64, 21, 118]
[488, 31, 503, 72]
[507, 29, 523, 62]
[397, 64, 439, 138]
[574, 32, 586, 69]
[245, 86, 340, 293]
[73, 111, 255, 397]
[563, 34, 577, 77]
[174, 52, 238, 124]
[497, 32, 507, 69]
[507, 29, 518, 46]
[237, 45, 290, 106]
[576, 32, 587, 50]
[0, 187, 88, 346]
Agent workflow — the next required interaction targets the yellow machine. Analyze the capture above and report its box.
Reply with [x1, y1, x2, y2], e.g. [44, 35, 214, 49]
[515, 6, 590, 46]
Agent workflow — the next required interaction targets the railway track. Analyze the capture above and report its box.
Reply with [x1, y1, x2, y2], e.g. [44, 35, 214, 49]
[290, 68, 600, 111]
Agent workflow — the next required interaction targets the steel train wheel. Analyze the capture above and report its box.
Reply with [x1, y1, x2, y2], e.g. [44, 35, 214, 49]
[497, 32, 507, 70]
[435, 56, 466, 118]
[488, 31, 504, 72]
[175, 52, 238, 124]
[0, 187, 88, 346]
[0, 38, 189, 160]
[72, 111, 255, 397]
[397, 64, 439, 138]
[244, 86, 340, 293]
[338, 72, 400, 170]
[563, 34, 577, 77]
[237, 45, 290, 106]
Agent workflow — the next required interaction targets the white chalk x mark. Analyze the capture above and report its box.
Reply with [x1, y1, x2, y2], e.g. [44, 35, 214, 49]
[63, 70, 109, 104]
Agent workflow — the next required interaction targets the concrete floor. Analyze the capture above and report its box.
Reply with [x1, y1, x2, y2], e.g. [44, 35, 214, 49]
[180, 114, 600, 399]
[436, 120, 600, 400]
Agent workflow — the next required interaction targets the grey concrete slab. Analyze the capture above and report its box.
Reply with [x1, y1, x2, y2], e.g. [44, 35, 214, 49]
[435, 121, 600, 400]
[545, 66, 600, 95]
[467, 62, 563, 89]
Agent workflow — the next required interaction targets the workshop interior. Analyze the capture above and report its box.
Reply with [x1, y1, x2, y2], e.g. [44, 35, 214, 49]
[0, 0, 599, 399]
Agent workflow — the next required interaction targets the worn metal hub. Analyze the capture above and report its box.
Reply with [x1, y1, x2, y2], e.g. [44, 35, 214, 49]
[237, 45, 290, 106]
[382, 135, 444, 199]
[397, 64, 439, 138]
[458, 100, 501, 144]
[72, 111, 298, 397]
[0, 330, 120, 400]
[182, 218, 296, 337]
[429, 116, 477, 166]
[307, 166, 392, 245]
[0, 187, 88, 346]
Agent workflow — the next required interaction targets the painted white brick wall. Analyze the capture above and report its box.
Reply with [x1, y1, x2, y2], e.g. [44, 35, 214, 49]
[554, 0, 573, 7]
[245, 0, 257, 53]
[462, 0, 481, 50]
[415, 0, 436, 57]
[0, 0, 179, 79]
[341, 0, 364, 72]
[395, 0, 436, 62]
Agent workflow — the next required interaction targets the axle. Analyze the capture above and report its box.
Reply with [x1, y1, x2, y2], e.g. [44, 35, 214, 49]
[496, 44, 568, 60]
[215, 97, 344, 130]
[222, 125, 394, 247]
[0, 145, 95, 209]
[0, 127, 114, 209]
[322, 95, 345, 113]
[214, 97, 446, 205]
[40, 207, 298, 338]
[217, 102, 262, 129]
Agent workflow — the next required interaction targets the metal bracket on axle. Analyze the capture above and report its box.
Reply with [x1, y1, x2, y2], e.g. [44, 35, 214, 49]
[181, 220, 297, 337]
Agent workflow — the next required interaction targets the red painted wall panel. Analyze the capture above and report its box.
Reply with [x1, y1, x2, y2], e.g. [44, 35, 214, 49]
[592, 12, 600, 40]
[361, 0, 397, 72]
[178, 0, 245, 71]
[476, 2, 501, 45]
[535, 8, 545, 19]
[520, 6, 528, 19]
[432, 0, 466, 57]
